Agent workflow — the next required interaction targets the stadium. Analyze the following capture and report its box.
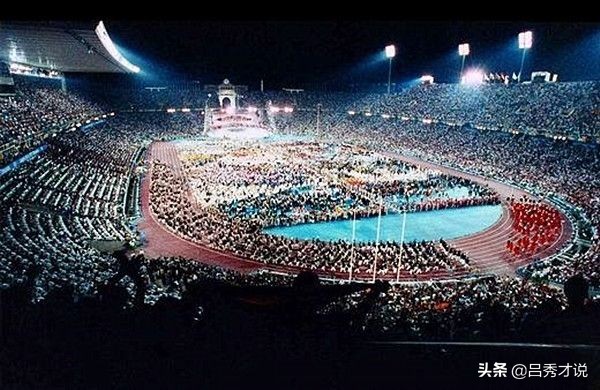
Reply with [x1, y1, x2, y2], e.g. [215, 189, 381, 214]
[0, 20, 599, 388]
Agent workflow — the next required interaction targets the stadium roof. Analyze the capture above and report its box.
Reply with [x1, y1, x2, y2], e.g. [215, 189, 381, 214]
[0, 21, 140, 73]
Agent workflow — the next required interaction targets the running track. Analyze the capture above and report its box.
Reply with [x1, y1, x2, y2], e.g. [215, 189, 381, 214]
[137, 141, 573, 282]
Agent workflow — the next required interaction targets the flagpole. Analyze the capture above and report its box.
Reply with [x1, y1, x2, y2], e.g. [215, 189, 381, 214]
[372, 195, 382, 283]
[349, 208, 357, 281]
[396, 207, 407, 282]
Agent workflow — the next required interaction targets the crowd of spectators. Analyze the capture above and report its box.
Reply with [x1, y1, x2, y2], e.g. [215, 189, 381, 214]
[266, 82, 599, 141]
[0, 79, 598, 342]
[0, 76, 104, 165]
[0, 111, 206, 301]
[270, 87, 598, 287]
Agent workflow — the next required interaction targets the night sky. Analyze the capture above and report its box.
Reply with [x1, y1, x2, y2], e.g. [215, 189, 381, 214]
[105, 21, 600, 88]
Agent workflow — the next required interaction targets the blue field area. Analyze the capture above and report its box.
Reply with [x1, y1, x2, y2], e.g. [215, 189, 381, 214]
[264, 205, 503, 243]
[264, 134, 312, 142]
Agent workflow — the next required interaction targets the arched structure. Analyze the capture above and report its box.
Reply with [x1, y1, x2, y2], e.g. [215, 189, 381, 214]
[217, 79, 237, 109]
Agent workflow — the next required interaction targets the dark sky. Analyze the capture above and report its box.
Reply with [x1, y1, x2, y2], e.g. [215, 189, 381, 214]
[105, 21, 600, 89]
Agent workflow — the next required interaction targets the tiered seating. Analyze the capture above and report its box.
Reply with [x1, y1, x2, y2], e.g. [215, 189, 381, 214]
[266, 82, 600, 141]
[0, 76, 105, 165]
[0, 110, 209, 295]
[0, 205, 118, 300]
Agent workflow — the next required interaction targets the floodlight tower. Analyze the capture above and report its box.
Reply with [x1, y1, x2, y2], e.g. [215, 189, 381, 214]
[458, 43, 470, 82]
[518, 31, 533, 83]
[385, 44, 396, 94]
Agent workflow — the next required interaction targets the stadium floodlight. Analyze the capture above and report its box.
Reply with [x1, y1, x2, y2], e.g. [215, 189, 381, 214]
[384, 44, 396, 94]
[420, 75, 434, 84]
[385, 45, 396, 58]
[518, 31, 533, 49]
[270, 106, 280, 113]
[364, 112, 373, 117]
[166, 108, 176, 113]
[381, 114, 391, 119]
[347, 110, 356, 115]
[458, 43, 470, 83]
[181, 108, 191, 113]
[283, 106, 294, 113]
[461, 68, 485, 85]
[518, 31, 533, 83]
[95, 21, 141, 73]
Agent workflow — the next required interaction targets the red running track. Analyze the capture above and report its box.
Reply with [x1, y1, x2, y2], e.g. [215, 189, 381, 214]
[382, 151, 573, 277]
[137, 141, 573, 281]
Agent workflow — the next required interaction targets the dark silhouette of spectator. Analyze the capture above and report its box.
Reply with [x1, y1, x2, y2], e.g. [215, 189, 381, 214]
[539, 275, 600, 343]
[564, 274, 589, 313]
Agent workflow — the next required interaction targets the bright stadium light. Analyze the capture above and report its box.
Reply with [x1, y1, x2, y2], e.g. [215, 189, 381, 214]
[458, 43, 470, 83]
[385, 45, 396, 58]
[364, 112, 373, 117]
[347, 110, 356, 115]
[381, 114, 391, 119]
[181, 108, 191, 113]
[518, 31, 533, 49]
[384, 44, 396, 94]
[518, 31, 533, 83]
[270, 106, 280, 113]
[167, 108, 176, 113]
[283, 106, 294, 113]
[95, 21, 141, 73]
[420, 75, 434, 84]
[461, 68, 485, 85]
